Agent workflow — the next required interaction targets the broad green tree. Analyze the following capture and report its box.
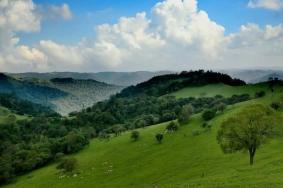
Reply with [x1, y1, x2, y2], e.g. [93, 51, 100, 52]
[217, 104, 277, 165]
[155, 133, 164, 144]
[178, 104, 194, 124]
[131, 131, 140, 141]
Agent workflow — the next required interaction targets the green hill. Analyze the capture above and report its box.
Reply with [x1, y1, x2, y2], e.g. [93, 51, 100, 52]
[4, 84, 283, 188]
[171, 83, 279, 98]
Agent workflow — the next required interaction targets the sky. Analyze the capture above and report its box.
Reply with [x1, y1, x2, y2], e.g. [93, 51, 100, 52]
[0, 0, 283, 72]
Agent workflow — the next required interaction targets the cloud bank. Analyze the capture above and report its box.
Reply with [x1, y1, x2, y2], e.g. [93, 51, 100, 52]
[248, 0, 283, 10]
[0, 0, 283, 72]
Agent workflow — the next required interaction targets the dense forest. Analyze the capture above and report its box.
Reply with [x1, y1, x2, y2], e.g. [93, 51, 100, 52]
[0, 94, 58, 117]
[0, 71, 253, 185]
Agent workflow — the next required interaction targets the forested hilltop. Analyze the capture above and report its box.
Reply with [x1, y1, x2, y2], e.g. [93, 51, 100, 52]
[118, 70, 245, 97]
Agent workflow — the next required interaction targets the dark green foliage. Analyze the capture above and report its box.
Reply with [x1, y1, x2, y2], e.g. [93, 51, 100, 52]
[202, 122, 208, 128]
[0, 73, 67, 108]
[0, 117, 90, 184]
[98, 131, 111, 141]
[72, 94, 250, 136]
[178, 104, 193, 124]
[0, 93, 58, 117]
[192, 130, 201, 136]
[215, 102, 226, 112]
[166, 121, 179, 132]
[255, 91, 266, 98]
[117, 70, 245, 98]
[202, 109, 216, 121]
[131, 131, 140, 141]
[57, 157, 78, 173]
[217, 104, 277, 165]
[155, 133, 164, 144]
[270, 102, 281, 110]
[0, 156, 14, 184]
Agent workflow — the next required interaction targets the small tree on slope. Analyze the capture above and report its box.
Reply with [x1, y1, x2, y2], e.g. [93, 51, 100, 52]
[217, 104, 277, 165]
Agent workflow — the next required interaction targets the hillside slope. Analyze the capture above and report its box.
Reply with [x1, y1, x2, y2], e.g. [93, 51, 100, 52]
[5, 85, 283, 188]
[0, 74, 123, 115]
[0, 73, 66, 109]
[171, 83, 278, 98]
[43, 78, 123, 115]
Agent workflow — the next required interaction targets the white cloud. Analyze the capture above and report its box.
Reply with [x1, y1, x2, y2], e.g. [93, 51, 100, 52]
[248, 0, 283, 10]
[0, 0, 41, 32]
[49, 3, 73, 20]
[0, 0, 283, 72]
[0, 0, 48, 72]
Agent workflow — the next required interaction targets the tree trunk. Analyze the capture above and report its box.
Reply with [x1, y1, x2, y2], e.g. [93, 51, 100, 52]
[249, 148, 256, 165]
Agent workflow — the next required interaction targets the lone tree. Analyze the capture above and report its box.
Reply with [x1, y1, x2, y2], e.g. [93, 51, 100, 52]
[166, 121, 179, 133]
[155, 133, 164, 144]
[202, 109, 216, 121]
[178, 104, 194, 124]
[217, 104, 277, 165]
[131, 131, 140, 141]
[57, 157, 78, 173]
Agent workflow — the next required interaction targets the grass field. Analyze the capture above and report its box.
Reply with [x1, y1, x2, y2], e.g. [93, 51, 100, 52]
[0, 107, 26, 124]
[171, 83, 282, 98]
[4, 85, 283, 188]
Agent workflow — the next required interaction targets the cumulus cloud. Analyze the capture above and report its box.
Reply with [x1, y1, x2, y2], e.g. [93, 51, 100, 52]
[0, 0, 48, 72]
[248, 0, 283, 10]
[48, 3, 73, 20]
[36, 0, 226, 71]
[0, 0, 283, 72]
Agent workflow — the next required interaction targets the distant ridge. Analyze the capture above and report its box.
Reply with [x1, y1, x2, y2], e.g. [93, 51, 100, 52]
[9, 71, 173, 86]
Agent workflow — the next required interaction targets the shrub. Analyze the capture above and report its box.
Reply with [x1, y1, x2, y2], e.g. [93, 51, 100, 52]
[270, 102, 281, 110]
[202, 109, 216, 121]
[99, 132, 111, 141]
[131, 131, 140, 141]
[54, 152, 65, 160]
[155, 133, 164, 144]
[202, 122, 207, 128]
[192, 130, 201, 136]
[166, 121, 179, 132]
[57, 157, 78, 173]
[255, 91, 266, 98]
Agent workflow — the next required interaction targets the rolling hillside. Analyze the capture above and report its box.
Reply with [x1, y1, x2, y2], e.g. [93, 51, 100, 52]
[0, 74, 123, 115]
[171, 83, 280, 98]
[45, 78, 123, 115]
[5, 83, 283, 188]
[0, 73, 67, 109]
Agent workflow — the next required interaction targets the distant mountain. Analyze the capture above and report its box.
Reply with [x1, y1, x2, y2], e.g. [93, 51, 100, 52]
[0, 73, 123, 115]
[0, 73, 67, 108]
[45, 78, 123, 115]
[221, 69, 283, 83]
[10, 71, 173, 86]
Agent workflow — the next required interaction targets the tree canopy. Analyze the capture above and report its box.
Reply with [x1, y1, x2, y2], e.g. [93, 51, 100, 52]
[217, 104, 278, 165]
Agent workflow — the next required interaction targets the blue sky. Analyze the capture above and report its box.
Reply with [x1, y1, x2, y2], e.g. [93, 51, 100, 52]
[20, 0, 283, 45]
